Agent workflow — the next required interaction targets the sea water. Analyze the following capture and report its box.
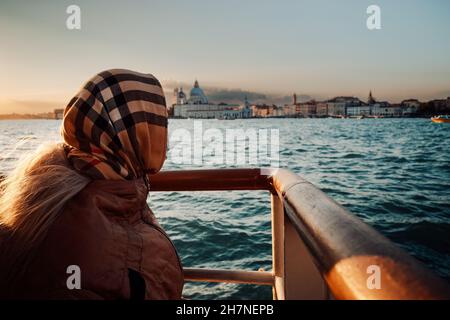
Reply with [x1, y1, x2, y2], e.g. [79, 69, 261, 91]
[0, 118, 449, 299]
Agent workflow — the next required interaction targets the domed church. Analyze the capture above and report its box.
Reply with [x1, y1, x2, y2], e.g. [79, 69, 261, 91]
[188, 80, 208, 104]
[173, 80, 252, 119]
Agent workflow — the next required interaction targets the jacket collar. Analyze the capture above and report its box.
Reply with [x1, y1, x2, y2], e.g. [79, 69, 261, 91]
[84, 178, 149, 216]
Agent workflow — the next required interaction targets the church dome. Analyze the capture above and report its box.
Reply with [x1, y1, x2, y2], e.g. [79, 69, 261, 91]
[190, 87, 205, 97]
[189, 80, 208, 104]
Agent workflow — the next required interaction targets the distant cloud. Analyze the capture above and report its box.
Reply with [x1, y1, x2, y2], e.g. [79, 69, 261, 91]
[0, 99, 64, 115]
[203, 90, 312, 106]
[162, 80, 312, 106]
[205, 88, 266, 104]
[429, 90, 450, 101]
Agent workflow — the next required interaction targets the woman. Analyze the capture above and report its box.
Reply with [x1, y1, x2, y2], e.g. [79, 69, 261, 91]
[0, 69, 183, 299]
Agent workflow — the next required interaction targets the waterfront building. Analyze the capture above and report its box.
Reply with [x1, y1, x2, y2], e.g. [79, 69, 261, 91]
[346, 103, 371, 117]
[316, 102, 328, 117]
[429, 99, 448, 113]
[283, 104, 297, 117]
[401, 99, 420, 116]
[273, 106, 285, 117]
[298, 100, 317, 117]
[283, 93, 303, 117]
[327, 96, 361, 116]
[345, 92, 373, 116]
[417, 98, 450, 116]
[54, 108, 64, 119]
[251, 104, 283, 117]
[173, 80, 251, 119]
[327, 101, 346, 116]
[223, 97, 252, 119]
[251, 104, 270, 117]
[371, 102, 402, 117]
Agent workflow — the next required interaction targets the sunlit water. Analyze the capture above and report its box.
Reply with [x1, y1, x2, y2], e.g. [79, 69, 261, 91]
[0, 118, 449, 299]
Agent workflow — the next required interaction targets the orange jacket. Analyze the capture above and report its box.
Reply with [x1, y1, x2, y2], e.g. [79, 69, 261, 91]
[11, 179, 184, 299]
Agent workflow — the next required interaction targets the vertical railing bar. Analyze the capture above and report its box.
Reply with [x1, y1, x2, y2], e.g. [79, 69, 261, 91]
[271, 192, 285, 300]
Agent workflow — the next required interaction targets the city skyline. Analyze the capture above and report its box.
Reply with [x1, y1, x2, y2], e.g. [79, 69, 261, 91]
[0, 78, 448, 116]
[1, 0, 450, 113]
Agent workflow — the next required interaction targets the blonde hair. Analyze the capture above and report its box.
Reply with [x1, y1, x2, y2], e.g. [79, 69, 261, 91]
[0, 142, 90, 287]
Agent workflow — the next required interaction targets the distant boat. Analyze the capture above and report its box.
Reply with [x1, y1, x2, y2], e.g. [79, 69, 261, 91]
[431, 115, 450, 123]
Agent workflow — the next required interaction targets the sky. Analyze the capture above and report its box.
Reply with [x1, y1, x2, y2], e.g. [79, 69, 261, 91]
[1, 0, 450, 113]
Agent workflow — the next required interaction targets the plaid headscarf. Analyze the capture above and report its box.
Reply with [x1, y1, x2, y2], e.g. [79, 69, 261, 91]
[62, 69, 168, 181]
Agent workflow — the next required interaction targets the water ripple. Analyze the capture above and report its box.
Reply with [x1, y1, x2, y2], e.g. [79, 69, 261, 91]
[0, 118, 449, 299]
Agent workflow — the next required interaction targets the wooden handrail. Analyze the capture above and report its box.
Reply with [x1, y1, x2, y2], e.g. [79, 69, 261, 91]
[150, 168, 450, 300]
[150, 168, 272, 192]
[184, 268, 274, 286]
[271, 169, 450, 300]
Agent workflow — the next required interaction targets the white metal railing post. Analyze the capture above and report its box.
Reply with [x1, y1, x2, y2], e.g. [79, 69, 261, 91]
[271, 193, 285, 300]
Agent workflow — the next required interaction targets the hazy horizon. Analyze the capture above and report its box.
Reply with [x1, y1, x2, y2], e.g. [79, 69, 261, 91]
[1, 0, 450, 114]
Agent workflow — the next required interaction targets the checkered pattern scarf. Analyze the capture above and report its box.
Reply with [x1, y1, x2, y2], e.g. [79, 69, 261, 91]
[62, 69, 168, 181]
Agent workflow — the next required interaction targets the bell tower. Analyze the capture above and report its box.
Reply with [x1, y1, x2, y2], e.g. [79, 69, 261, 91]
[368, 91, 376, 105]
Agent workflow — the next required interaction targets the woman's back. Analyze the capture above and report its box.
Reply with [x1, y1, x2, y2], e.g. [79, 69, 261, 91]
[16, 178, 183, 299]
[0, 69, 184, 299]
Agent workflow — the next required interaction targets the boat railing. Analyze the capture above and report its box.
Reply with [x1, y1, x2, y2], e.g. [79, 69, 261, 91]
[150, 168, 450, 300]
